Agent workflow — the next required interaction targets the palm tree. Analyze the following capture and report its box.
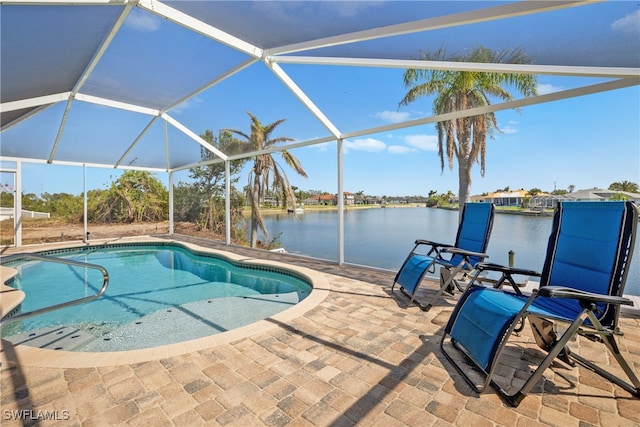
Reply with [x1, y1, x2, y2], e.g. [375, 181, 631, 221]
[400, 46, 538, 216]
[228, 112, 307, 248]
[609, 180, 639, 193]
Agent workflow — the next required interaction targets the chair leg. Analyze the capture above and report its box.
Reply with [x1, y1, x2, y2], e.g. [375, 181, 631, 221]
[569, 315, 640, 397]
[506, 303, 640, 404]
[391, 279, 423, 309]
[423, 262, 469, 311]
[508, 312, 590, 401]
[396, 285, 432, 311]
[442, 291, 610, 406]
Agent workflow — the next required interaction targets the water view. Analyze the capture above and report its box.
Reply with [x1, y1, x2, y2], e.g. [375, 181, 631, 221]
[262, 206, 640, 296]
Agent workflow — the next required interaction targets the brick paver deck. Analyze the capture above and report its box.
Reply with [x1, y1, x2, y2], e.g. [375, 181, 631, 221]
[2, 235, 639, 426]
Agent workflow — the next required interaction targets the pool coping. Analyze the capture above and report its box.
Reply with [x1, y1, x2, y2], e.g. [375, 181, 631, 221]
[0, 236, 331, 368]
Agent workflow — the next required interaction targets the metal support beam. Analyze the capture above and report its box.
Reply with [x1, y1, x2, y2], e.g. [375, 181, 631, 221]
[138, 0, 262, 58]
[0, 156, 167, 172]
[341, 78, 640, 140]
[271, 56, 640, 79]
[225, 160, 231, 245]
[163, 58, 259, 115]
[162, 113, 228, 161]
[75, 94, 160, 116]
[267, 1, 597, 56]
[0, 92, 70, 114]
[115, 117, 160, 168]
[47, 4, 134, 163]
[337, 138, 344, 265]
[265, 60, 342, 139]
[169, 171, 174, 235]
[83, 164, 88, 243]
[164, 119, 170, 171]
[15, 162, 22, 247]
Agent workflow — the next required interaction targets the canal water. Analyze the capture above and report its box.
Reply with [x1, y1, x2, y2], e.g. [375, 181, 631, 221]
[261, 206, 640, 296]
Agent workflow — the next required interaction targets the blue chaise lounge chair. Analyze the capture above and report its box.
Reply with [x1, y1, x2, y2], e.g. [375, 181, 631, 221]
[441, 201, 639, 406]
[391, 202, 495, 311]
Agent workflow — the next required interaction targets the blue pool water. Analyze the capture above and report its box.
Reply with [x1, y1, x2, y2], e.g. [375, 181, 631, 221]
[1, 243, 312, 351]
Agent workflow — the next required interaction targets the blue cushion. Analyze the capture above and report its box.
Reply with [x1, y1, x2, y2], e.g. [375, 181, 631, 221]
[449, 287, 525, 369]
[448, 287, 577, 369]
[395, 254, 435, 294]
[456, 203, 493, 265]
[544, 202, 626, 320]
[548, 202, 624, 296]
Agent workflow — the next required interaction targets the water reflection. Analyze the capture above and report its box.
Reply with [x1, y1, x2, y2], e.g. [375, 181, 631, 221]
[262, 207, 640, 296]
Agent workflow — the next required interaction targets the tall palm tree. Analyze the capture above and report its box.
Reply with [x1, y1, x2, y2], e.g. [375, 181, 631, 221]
[228, 112, 307, 248]
[400, 46, 538, 216]
[609, 180, 639, 193]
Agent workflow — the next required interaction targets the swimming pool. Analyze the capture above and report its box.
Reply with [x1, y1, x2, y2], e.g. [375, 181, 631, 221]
[1, 242, 312, 352]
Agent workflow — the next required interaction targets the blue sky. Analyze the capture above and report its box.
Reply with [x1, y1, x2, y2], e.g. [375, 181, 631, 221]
[2, 4, 639, 199]
[9, 73, 638, 199]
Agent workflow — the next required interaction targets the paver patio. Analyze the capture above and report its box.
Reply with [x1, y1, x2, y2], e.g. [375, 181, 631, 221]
[2, 235, 639, 426]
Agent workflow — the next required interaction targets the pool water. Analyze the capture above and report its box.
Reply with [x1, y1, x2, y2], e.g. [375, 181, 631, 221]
[1, 243, 312, 351]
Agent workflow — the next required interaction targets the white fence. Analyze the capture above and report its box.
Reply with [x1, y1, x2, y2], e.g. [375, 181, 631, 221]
[0, 207, 50, 221]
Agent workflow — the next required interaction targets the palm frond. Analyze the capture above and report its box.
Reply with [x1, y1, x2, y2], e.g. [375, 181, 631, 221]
[280, 150, 308, 178]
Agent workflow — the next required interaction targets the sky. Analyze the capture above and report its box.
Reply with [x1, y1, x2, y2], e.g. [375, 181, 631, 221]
[1, 2, 639, 199]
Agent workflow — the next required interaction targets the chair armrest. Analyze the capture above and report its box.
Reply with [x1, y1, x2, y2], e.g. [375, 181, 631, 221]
[472, 262, 540, 294]
[475, 262, 541, 278]
[537, 286, 634, 306]
[441, 247, 489, 260]
[414, 239, 452, 248]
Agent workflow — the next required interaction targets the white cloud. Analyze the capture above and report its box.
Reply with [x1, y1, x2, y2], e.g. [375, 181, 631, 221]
[612, 10, 640, 33]
[387, 145, 414, 154]
[374, 110, 411, 124]
[126, 9, 161, 32]
[311, 142, 332, 152]
[404, 134, 438, 151]
[170, 97, 203, 115]
[498, 121, 519, 134]
[536, 83, 563, 95]
[329, 1, 384, 18]
[344, 138, 386, 152]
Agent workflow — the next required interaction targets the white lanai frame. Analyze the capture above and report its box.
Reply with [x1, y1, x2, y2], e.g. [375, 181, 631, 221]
[1, 0, 639, 265]
[142, 0, 640, 265]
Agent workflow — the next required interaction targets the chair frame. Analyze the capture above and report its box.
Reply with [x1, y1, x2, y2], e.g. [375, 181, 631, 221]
[392, 203, 495, 311]
[440, 201, 640, 406]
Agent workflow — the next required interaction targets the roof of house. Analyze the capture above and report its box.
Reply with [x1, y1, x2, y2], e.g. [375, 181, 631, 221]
[484, 189, 530, 199]
[567, 188, 640, 200]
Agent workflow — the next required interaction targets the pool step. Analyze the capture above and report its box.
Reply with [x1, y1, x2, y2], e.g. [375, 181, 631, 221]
[81, 293, 301, 352]
[3, 293, 302, 352]
[3, 326, 97, 351]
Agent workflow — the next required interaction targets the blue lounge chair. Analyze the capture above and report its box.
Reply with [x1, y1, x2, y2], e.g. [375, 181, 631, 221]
[392, 203, 495, 311]
[441, 201, 639, 406]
